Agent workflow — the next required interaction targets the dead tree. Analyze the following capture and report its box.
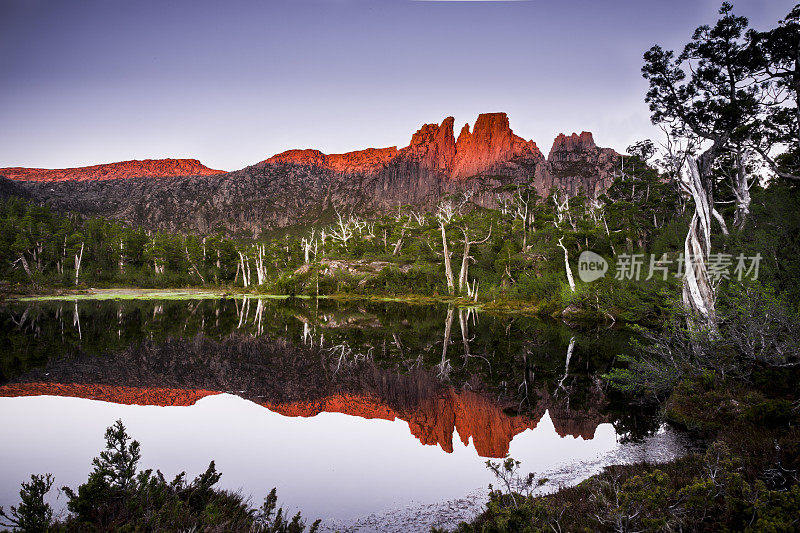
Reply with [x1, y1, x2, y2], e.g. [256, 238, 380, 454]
[437, 306, 455, 379]
[552, 191, 576, 292]
[557, 236, 576, 292]
[436, 201, 457, 294]
[457, 224, 491, 295]
[511, 185, 535, 250]
[185, 246, 206, 285]
[301, 229, 316, 264]
[254, 244, 267, 285]
[237, 251, 251, 288]
[392, 216, 411, 256]
[74, 242, 84, 286]
[329, 210, 359, 251]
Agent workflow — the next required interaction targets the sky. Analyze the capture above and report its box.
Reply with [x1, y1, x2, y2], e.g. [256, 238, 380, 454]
[0, 0, 795, 171]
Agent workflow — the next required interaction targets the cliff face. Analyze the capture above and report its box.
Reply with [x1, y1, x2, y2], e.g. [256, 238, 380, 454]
[451, 113, 544, 179]
[0, 158, 224, 182]
[544, 131, 618, 197]
[8, 113, 619, 234]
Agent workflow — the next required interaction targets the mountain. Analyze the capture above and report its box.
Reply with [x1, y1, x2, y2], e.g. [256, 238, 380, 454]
[0, 158, 224, 182]
[2, 113, 619, 234]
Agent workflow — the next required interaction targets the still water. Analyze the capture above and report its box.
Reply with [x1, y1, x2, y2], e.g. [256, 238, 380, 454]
[0, 296, 687, 531]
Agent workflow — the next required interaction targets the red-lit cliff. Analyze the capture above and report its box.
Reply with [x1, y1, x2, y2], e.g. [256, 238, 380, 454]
[1, 158, 224, 182]
[6, 112, 620, 233]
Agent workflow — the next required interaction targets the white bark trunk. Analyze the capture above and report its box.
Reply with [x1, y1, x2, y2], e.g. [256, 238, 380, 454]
[458, 240, 471, 294]
[557, 236, 576, 292]
[681, 158, 717, 328]
[711, 208, 730, 236]
[238, 251, 250, 288]
[440, 223, 454, 294]
[392, 227, 406, 256]
[74, 242, 84, 286]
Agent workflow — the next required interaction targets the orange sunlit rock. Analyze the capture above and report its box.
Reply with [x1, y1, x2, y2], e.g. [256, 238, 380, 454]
[451, 112, 544, 179]
[266, 147, 398, 175]
[261, 113, 595, 184]
[1, 159, 224, 182]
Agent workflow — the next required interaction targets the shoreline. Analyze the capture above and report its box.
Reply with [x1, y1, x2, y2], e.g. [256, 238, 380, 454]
[1, 287, 625, 327]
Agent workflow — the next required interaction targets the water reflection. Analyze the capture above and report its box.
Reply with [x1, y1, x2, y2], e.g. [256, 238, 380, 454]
[0, 297, 670, 529]
[0, 297, 655, 444]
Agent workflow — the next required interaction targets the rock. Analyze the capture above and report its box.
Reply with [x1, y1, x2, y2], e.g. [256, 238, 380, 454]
[548, 131, 597, 160]
[0, 158, 224, 182]
[451, 112, 544, 179]
[266, 147, 398, 175]
[545, 131, 618, 198]
[7, 113, 621, 234]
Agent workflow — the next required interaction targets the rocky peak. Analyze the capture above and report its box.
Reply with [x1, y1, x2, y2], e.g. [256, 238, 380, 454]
[548, 131, 597, 161]
[451, 112, 543, 179]
[401, 116, 456, 173]
[0, 158, 224, 182]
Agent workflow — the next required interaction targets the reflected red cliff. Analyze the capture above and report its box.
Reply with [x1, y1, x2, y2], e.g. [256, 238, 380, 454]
[0, 382, 607, 458]
[0, 383, 221, 406]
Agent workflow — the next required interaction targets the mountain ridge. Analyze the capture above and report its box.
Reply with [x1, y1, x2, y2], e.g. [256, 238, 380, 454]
[2, 112, 622, 234]
[0, 158, 224, 182]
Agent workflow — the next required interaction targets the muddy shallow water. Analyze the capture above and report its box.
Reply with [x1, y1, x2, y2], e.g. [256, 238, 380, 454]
[0, 297, 689, 531]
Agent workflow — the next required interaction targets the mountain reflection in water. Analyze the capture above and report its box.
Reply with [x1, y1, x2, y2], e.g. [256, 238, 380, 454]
[0, 381, 606, 458]
[0, 297, 675, 529]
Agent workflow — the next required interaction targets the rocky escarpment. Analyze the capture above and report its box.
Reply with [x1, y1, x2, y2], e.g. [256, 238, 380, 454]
[0, 158, 224, 182]
[544, 132, 620, 197]
[451, 112, 545, 179]
[5, 113, 619, 234]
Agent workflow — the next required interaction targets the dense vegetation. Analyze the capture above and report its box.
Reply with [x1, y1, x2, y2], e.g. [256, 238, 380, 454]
[0, 421, 319, 533]
[2, 154, 796, 325]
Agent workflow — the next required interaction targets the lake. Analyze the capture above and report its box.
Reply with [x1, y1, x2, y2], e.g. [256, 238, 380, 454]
[0, 296, 689, 531]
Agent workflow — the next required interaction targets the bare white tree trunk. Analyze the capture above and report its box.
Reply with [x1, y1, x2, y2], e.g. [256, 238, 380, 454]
[681, 158, 716, 327]
[437, 306, 455, 379]
[254, 244, 267, 285]
[73, 300, 82, 340]
[457, 226, 491, 294]
[436, 201, 459, 295]
[185, 246, 206, 285]
[74, 242, 84, 286]
[711, 208, 730, 236]
[392, 226, 407, 256]
[557, 236, 576, 292]
[238, 251, 250, 288]
[441, 223, 455, 294]
[14, 254, 33, 279]
[555, 336, 575, 397]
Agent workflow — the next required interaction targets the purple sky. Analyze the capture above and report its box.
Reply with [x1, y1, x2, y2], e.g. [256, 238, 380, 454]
[0, 0, 794, 171]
